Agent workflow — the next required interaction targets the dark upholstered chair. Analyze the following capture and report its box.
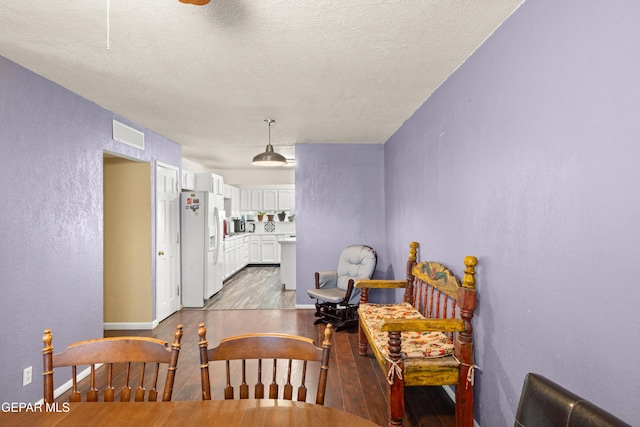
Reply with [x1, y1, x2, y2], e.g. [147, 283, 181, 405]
[307, 245, 377, 331]
[43, 325, 183, 403]
[514, 373, 631, 427]
[198, 323, 334, 405]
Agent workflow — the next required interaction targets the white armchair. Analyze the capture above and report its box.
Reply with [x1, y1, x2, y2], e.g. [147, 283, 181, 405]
[307, 245, 377, 331]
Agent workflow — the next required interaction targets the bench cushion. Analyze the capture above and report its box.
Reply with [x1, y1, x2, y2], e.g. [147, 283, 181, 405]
[359, 302, 454, 359]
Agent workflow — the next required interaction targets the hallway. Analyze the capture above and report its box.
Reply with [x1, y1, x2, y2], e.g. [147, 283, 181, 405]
[204, 266, 296, 310]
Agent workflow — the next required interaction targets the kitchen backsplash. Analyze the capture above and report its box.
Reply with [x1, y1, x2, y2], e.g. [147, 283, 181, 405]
[259, 221, 295, 234]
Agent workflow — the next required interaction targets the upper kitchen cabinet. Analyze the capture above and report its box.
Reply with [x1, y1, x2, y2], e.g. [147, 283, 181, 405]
[277, 189, 295, 211]
[231, 186, 240, 213]
[194, 173, 224, 195]
[240, 189, 262, 211]
[181, 170, 196, 190]
[223, 184, 233, 199]
[238, 185, 295, 212]
[262, 190, 278, 211]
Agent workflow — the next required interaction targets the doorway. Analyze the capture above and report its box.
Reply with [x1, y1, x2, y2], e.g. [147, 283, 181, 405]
[103, 154, 153, 328]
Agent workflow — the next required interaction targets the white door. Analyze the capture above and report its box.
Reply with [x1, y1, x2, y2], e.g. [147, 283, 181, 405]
[156, 163, 180, 323]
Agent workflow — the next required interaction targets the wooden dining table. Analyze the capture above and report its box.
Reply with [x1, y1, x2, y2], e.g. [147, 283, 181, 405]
[1, 399, 381, 426]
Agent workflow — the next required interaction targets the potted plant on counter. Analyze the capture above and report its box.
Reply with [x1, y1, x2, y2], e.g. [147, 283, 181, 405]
[257, 211, 266, 221]
[277, 211, 286, 221]
[267, 212, 275, 221]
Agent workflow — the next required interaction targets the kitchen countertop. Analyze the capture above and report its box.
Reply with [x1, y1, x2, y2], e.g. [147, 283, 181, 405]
[224, 232, 293, 242]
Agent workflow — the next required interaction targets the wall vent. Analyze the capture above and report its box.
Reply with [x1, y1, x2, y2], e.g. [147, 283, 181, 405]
[112, 119, 145, 150]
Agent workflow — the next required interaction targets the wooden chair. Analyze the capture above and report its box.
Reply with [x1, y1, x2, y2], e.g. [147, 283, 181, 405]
[355, 242, 478, 427]
[307, 244, 377, 331]
[198, 323, 334, 405]
[43, 325, 183, 403]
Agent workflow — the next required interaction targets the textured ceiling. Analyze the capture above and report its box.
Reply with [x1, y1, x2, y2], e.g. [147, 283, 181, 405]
[0, 1, 523, 171]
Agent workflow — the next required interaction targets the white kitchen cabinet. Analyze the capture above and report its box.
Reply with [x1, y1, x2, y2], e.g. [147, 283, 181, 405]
[262, 189, 278, 211]
[277, 190, 295, 211]
[181, 170, 196, 190]
[195, 173, 224, 195]
[231, 186, 240, 214]
[261, 235, 279, 263]
[250, 190, 262, 210]
[242, 236, 250, 266]
[234, 243, 243, 274]
[223, 184, 232, 199]
[241, 189, 263, 211]
[249, 235, 261, 263]
[224, 242, 233, 280]
[240, 189, 251, 211]
[239, 186, 295, 212]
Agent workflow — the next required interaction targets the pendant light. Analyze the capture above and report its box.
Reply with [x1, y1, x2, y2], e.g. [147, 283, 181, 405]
[252, 119, 287, 166]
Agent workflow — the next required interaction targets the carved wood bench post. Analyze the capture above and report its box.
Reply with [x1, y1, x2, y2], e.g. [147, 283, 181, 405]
[455, 256, 478, 427]
[404, 241, 419, 304]
[387, 330, 404, 427]
[358, 287, 370, 356]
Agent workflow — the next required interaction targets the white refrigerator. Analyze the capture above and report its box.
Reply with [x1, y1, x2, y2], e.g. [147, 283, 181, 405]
[181, 191, 225, 307]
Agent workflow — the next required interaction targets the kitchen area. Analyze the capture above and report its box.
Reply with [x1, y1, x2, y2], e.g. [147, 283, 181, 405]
[180, 170, 296, 308]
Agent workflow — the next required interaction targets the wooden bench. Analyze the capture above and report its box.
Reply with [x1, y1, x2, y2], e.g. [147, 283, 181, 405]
[355, 241, 478, 427]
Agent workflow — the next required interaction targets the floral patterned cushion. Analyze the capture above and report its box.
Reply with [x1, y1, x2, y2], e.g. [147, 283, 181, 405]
[359, 302, 454, 359]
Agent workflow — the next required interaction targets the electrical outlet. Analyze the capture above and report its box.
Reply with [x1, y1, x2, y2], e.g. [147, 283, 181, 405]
[23, 366, 32, 387]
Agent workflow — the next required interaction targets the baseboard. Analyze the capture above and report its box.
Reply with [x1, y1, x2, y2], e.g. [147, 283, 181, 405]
[442, 385, 481, 427]
[103, 320, 159, 330]
[295, 304, 316, 310]
[35, 364, 100, 404]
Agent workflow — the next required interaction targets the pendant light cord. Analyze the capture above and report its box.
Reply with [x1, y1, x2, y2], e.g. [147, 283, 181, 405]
[106, 0, 111, 50]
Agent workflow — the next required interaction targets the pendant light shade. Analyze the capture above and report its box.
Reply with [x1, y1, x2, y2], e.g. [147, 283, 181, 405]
[252, 119, 287, 166]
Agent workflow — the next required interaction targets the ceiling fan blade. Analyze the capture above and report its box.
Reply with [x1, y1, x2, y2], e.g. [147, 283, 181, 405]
[179, 0, 211, 5]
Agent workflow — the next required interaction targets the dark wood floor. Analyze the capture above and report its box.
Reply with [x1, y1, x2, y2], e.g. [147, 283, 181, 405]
[57, 267, 455, 426]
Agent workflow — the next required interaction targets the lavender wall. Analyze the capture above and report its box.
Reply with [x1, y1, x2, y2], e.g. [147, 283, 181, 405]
[385, 0, 640, 424]
[295, 144, 389, 305]
[0, 56, 181, 403]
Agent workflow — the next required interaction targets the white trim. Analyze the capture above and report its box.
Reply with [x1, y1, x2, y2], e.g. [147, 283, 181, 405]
[156, 160, 180, 172]
[295, 304, 316, 310]
[103, 320, 158, 330]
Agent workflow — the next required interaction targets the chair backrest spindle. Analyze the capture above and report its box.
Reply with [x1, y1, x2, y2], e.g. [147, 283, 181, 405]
[199, 323, 333, 405]
[42, 325, 183, 404]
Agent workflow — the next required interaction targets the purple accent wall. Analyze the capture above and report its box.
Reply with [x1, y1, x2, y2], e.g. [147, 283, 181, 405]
[295, 144, 389, 305]
[385, 0, 640, 425]
[0, 56, 181, 403]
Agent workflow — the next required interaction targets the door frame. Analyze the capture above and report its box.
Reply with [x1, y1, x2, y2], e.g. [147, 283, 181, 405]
[155, 161, 181, 324]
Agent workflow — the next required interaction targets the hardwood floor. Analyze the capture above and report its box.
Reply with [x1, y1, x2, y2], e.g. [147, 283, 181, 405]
[57, 266, 455, 426]
[203, 266, 295, 310]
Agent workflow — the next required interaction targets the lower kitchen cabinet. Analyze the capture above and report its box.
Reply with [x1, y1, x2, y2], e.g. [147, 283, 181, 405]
[260, 235, 279, 263]
[243, 236, 250, 265]
[246, 234, 283, 264]
[249, 235, 261, 263]
[226, 234, 286, 273]
[224, 236, 250, 280]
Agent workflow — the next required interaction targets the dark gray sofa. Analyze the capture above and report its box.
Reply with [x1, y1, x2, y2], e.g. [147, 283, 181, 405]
[514, 373, 630, 427]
